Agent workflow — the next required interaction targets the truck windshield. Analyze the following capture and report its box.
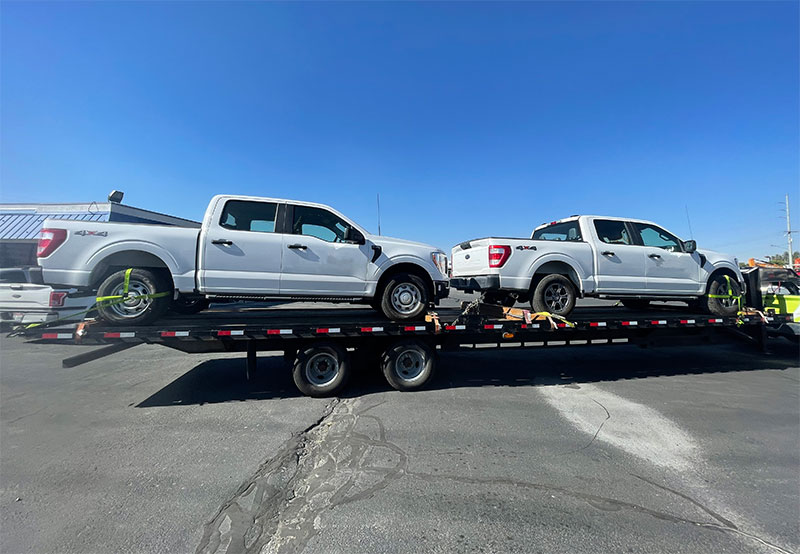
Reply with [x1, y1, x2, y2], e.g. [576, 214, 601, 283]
[532, 221, 582, 241]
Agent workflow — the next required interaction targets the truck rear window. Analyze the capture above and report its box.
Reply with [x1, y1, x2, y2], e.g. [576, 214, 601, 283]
[532, 221, 582, 241]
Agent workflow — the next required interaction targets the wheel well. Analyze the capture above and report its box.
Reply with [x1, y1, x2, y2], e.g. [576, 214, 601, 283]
[89, 251, 174, 289]
[705, 268, 739, 293]
[375, 263, 434, 299]
[530, 261, 581, 293]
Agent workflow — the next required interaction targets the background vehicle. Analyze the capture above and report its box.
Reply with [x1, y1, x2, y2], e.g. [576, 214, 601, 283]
[37, 195, 449, 325]
[0, 267, 93, 327]
[450, 215, 744, 317]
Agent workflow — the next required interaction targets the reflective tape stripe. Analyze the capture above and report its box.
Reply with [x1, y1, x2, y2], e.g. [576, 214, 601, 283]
[651, 320, 667, 325]
[589, 322, 607, 327]
[266, 329, 292, 335]
[679, 319, 695, 324]
[316, 328, 341, 334]
[360, 327, 384, 333]
[103, 332, 135, 338]
[217, 330, 244, 336]
[404, 325, 426, 331]
[484, 324, 503, 330]
[708, 318, 723, 323]
[42, 332, 72, 339]
[445, 325, 466, 331]
[161, 331, 189, 337]
[621, 321, 638, 326]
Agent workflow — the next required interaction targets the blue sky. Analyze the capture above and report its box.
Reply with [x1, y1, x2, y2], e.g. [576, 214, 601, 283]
[1, 1, 798, 260]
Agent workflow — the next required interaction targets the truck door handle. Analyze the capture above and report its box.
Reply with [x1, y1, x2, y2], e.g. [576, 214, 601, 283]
[288, 244, 307, 250]
[602, 251, 615, 256]
[212, 239, 233, 246]
[649, 253, 661, 259]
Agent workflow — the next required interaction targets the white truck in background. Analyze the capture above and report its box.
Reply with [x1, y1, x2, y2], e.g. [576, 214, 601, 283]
[37, 195, 449, 325]
[450, 215, 744, 317]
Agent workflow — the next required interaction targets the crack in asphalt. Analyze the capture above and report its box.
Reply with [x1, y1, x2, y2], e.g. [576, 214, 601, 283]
[195, 397, 794, 554]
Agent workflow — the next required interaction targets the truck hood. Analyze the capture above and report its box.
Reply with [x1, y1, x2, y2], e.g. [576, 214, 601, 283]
[369, 234, 443, 253]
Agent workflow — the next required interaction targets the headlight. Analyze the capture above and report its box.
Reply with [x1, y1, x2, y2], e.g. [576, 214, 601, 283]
[431, 251, 448, 276]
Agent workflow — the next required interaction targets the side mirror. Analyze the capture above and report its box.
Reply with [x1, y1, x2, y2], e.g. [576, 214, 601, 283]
[683, 240, 697, 253]
[344, 227, 365, 245]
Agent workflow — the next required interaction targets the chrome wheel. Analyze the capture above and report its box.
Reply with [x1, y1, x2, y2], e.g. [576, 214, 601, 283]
[390, 283, 423, 315]
[108, 279, 153, 319]
[544, 282, 570, 312]
[394, 348, 425, 383]
[304, 353, 339, 386]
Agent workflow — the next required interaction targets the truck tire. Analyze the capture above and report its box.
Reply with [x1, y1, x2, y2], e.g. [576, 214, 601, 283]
[531, 274, 576, 317]
[621, 299, 650, 311]
[96, 268, 172, 326]
[379, 273, 429, 321]
[292, 343, 350, 397]
[170, 295, 210, 315]
[381, 340, 436, 392]
[705, 274, 741, 317]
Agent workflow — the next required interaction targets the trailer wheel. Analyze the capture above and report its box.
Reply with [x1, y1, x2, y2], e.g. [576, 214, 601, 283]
[292, 343, 351, 397]
[96, 268, 171, 326]
[531, 274, 576, 316]
[381, 340, 436, 392]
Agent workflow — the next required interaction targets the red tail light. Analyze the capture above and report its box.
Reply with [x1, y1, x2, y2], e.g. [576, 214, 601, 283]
[488, 245, 511, 268]
[49, 291, 67, 307]
[37, 228, 67, 258]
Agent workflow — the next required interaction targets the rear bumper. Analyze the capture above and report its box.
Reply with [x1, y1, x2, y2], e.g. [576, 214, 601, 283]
[41, 268, 90, 289]
[450, 275, 501, 292]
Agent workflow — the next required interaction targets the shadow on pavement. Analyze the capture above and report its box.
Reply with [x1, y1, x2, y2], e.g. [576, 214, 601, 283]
[137, 340, 798, 407]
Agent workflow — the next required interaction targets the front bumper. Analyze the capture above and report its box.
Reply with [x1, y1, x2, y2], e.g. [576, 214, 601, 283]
[449, 275, 501, 292]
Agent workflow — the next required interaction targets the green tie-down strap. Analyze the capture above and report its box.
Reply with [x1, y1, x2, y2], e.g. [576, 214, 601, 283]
[19, 268, 170, 332]
[707, 274, 743, 312]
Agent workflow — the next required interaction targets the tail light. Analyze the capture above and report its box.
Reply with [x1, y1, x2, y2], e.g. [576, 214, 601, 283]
[49, 291, 68, 307]
[488, 245, 511, 268]
[37, 229, 67, 258]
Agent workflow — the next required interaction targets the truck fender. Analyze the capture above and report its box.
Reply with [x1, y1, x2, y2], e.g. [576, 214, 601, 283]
[86, 241, 183, 284]
[705, 260, 745, 287]
[527, 254, 592, 294]
[368, 255, 440, 290]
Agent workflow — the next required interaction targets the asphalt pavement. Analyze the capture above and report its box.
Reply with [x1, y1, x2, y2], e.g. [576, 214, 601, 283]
[1, 299, 798, 554]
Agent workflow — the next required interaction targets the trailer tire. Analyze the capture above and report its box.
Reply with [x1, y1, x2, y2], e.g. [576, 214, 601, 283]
[531, 274, 576, 316]
[381, 340, 436, 392]
[170, 295, 210, 315]
[96, 268, 171, 326]
[379, 273, 429, 321]
[292, 343, 350, 397]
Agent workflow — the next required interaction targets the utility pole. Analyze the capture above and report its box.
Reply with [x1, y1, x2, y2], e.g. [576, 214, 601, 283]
[786, 194, 794, 269]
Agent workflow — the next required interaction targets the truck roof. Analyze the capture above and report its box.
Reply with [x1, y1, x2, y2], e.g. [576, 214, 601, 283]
[533, 215, 661, 232]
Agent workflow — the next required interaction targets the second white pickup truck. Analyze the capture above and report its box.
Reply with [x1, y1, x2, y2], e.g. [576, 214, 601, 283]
[450, 215, 744, 317]
[37, 195, 449, 324]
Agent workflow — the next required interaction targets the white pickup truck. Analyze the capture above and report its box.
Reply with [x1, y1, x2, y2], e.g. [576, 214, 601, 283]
[37, 195, 449, 324]
[450, 215, 744, 317]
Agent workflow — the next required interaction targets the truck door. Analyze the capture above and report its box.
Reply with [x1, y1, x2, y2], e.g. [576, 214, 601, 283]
[198, 198, 283, 294]
[631, 222, 701, 293]
[591, 219, 647, 292]
[280, 204, 370, 296]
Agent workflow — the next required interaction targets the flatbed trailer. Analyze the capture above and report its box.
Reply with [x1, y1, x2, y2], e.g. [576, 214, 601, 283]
[11, 303, 794, 397]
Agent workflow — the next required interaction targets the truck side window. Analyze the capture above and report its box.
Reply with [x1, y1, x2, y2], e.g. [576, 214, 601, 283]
[594, 220, 632, 245]
[219, 200, 277, 233]
[292, 205, 351, 243]
[634, 223, 683, 252]
[532, 221, 582, 241]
